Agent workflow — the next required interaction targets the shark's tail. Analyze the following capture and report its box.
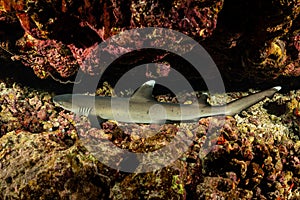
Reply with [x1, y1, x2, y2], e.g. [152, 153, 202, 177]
[224, 86, 281, 116]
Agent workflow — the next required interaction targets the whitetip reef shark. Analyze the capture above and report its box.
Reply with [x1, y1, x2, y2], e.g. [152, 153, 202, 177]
[53, 80, 281, 125]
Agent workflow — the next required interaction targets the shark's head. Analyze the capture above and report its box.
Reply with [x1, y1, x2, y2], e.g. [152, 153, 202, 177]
[53, 94, 73, 111]
[53, 94, 95, 116]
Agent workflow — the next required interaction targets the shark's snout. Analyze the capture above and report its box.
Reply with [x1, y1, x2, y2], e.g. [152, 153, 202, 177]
[53, 95, 65, 106]
[52, 96, 60, 104]
[52, 94, 73, 109]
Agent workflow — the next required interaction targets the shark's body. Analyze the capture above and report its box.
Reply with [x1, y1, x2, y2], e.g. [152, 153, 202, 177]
[53, 80, 281, 124]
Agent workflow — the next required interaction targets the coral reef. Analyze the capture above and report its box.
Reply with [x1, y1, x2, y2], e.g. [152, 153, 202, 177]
[202, 0, 300, 86]
[0, 0, 300, 198]
[0, 81, 75, 143]
[0, 0, 224, 80]
[14, 35, 79, 79]
[0, 131, 114, 199]
[1, 80, 300, 199]
[0, 0, 299, 87]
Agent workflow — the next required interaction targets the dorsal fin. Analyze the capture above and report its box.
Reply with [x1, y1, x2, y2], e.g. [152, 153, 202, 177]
[130, 80, 155, 101]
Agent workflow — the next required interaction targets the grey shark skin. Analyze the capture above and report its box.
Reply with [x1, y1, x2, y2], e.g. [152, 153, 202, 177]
[53, 80, 281, 124]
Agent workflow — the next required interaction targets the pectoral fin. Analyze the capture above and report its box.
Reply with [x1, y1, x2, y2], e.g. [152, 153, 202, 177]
[88, 115, 107, 128]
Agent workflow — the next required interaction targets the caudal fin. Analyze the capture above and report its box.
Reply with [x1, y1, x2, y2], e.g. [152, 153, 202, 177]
[225, 86, 281, 116]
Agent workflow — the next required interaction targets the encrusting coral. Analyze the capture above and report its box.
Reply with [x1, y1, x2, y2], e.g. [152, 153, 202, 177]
[0, 0, 299, 87]
[0, 0, 300, 198]
[0, 80, 300, 199]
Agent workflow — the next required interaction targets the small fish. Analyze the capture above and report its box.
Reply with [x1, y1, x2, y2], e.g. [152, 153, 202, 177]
[53, 80, 281, 125]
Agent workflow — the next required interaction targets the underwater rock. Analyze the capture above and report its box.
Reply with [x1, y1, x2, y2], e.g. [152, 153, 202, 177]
[1, 80, 300, 199]
[0, 0, 224, 80]
[203, 0, 300, 87]
[0, 82, 68, 136]
[1, 0, 299, 87]
[0, 131, 113, 199]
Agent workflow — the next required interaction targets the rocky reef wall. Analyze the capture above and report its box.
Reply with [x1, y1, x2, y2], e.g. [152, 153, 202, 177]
[0, 0, 299, 89]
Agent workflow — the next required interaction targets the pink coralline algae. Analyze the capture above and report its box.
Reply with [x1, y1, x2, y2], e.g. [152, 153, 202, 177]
[14, 36, 78, 79]
[0, 0, 300, 87]
[0, 82, 76, 145]
[188, 116, 300, 199]
[1, 80, 300, 198]
[67, 41, 134, 76]
[294, 34, 300, 53]
[129, 0, 223, 39]
[0, 0, 224, 81]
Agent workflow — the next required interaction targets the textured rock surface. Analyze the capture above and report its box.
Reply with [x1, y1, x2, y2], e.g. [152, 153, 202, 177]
[0, 80, 300, 199]
[0, 0, 299, 88]
[0, 131, 115, 199]
[0, 1, 300, 199]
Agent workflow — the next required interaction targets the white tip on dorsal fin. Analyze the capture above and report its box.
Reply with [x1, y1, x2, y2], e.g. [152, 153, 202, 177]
[130, 80, 155, 101]
[273, 86, 281, 91]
